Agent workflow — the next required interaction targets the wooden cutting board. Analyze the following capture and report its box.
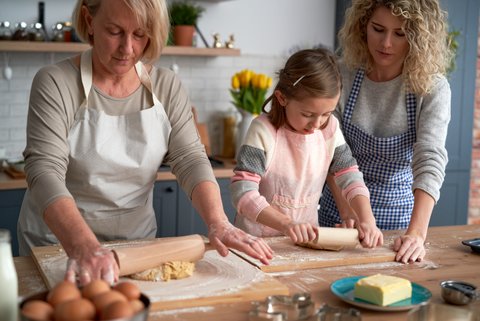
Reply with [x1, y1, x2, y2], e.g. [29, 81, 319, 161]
[231, 235, 397, 273]
[30, 240, 289, 311]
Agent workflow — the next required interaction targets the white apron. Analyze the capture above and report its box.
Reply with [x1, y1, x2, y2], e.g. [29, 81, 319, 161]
[18, 50, 171, 254]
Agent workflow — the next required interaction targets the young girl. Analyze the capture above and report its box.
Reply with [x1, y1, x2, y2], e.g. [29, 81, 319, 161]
[230, 48, 383, 248]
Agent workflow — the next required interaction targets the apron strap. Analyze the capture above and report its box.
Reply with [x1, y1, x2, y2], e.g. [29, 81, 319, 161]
[80, 49, 158, 107]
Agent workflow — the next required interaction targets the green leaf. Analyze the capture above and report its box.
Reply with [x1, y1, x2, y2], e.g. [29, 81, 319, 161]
[169, 1, 205, 26]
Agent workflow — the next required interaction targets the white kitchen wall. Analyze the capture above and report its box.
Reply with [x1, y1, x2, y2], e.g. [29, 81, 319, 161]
[0, 0, 336, 158]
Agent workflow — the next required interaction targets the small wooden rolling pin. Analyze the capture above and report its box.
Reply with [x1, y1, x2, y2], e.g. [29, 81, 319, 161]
[298, 227, 360, 251]
[112, 234, 206, 276]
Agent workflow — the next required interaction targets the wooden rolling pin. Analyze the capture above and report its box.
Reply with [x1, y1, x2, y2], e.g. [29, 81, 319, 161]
[297, 227, 360, 251]
[112, 234, 206, 276]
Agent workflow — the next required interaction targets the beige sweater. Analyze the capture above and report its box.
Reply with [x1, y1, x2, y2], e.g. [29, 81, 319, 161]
[23, 57, 215, 214]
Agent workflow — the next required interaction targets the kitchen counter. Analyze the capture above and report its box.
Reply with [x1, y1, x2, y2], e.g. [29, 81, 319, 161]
[0, 158, 236, 190]
[15, 225, 480, 320]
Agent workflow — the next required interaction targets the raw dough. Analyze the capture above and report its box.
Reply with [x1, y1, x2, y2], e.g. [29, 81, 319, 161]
[128, 261, 195, 282]
[297, 227, 360, 251]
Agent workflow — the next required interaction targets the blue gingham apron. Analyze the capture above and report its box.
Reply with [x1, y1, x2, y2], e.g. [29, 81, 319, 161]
[319, 69, 416, 230]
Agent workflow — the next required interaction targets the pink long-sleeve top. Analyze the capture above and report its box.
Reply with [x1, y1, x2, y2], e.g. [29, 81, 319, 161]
[230, 113, 369, 237]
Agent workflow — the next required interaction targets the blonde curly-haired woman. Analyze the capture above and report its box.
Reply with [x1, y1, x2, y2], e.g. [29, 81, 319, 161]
[319, 0, 454, 264]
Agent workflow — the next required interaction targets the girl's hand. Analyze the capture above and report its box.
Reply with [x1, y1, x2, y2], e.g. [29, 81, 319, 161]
[393, 233, 426, 263]
[65, 247, 119, 286]
[208, 220, 273, 265]
[357, 222, 383, 248]
[282, 221, 318, 244]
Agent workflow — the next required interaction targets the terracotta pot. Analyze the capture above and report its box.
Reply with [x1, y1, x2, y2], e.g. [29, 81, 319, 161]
[173, 25, 195, 46]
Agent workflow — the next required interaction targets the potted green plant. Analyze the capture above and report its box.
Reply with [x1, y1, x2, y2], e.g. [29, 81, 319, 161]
[169, 1, 205, 46]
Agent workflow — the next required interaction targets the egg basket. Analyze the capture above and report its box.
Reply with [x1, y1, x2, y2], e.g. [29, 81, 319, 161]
[19, 290, 151, 321]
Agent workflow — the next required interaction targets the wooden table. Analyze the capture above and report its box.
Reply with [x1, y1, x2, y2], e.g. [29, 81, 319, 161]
[15, 225, 480, 320]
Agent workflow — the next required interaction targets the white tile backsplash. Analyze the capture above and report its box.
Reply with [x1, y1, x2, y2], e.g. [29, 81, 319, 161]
[0, 51, 284, 159]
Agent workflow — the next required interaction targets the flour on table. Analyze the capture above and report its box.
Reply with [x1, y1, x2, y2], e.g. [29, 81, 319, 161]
[33, 246, 264, 303]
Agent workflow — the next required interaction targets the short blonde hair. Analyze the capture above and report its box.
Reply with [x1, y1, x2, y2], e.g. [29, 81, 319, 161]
[338, 0, 453, 95]
[72, 0, 169, 63]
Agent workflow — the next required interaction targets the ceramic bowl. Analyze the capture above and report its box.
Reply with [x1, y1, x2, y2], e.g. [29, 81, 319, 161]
[19, 289, 150, 321]
[440, 280, 478, 305]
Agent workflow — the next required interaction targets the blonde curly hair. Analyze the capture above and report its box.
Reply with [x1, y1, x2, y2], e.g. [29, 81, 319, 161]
[338, 0, 454, 95]
[72, 0, 169, 63]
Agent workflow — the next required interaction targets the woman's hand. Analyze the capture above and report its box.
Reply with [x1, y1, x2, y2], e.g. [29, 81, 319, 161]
[393, 233, 426, 263]
[208, 220, 273, 265]
[357, 221, 383, 248]
[282, 221, 318, 243]
[335, 217, 357, 228]
[64, 246, 119, 286]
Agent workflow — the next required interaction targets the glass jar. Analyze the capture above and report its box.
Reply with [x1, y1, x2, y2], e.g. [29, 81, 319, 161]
[28, 22, 47, 42]
[51, 22, 65, 42]
[0, 21, 12, 40]
[63, 21, 73, 42]
[0, 229, 18, 321]
[12, 22, 29, 41]
[221, 108, 239, 159]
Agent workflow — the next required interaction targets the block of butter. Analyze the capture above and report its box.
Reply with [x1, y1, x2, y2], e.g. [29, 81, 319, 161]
[354, 274, 412, 306]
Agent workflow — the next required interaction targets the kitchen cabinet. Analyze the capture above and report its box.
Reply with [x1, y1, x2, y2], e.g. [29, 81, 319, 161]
[153, 180, 178, 237]
[0, 41, 240, 56]
[0, 188, 25, 257]
[177, 178, 236, 236]
[0, 177, 236, 256]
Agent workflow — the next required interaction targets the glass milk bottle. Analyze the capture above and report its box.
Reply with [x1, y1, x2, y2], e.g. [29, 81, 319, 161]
[0, 229, 18, 321]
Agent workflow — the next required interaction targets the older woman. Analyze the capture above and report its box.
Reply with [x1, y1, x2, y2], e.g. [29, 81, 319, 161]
[18, 0, 272, 285]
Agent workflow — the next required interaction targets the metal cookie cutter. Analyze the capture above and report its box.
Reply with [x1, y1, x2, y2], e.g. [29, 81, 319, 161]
[249, 293, 316, 321]
[316, 304, 362, 321]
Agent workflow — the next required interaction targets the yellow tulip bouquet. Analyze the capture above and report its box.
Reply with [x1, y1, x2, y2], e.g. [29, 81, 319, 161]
[230, 69, 273, 115]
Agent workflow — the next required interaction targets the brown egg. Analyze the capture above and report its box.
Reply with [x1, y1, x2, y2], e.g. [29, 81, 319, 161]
[129, 299, 144, 314]
[54, 298, 95, 321]
[113, 281, 141, 300]
[81, 279, 111, 300]
[100, 301, 134, 320]
[21, 299, 54, 321]
[92, 290, 128, 314]
[47, 280, 81, 307]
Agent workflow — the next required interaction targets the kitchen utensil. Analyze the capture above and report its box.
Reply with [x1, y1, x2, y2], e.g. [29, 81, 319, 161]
[462, 238, 480, 253]
[249, 293, 315, 321]
[19, 289, 150, 321]
[440, 280, 479, 305]
[112, 234, 206, 276]
[330, 276, 432, 312]
[232, 236, 396, 273]
[407, 303, 477, 321]
[316, 304, 361, 321]
[249, 294, 362, 321]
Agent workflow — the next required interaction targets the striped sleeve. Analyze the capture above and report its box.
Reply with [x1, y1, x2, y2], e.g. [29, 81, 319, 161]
[230, 115, 275, 221]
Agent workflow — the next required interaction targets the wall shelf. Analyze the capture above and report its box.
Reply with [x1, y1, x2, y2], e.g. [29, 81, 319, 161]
[0, 41, 240, 56]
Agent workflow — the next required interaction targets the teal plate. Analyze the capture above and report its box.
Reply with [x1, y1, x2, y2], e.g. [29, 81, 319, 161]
[330, 276, 432, 312]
